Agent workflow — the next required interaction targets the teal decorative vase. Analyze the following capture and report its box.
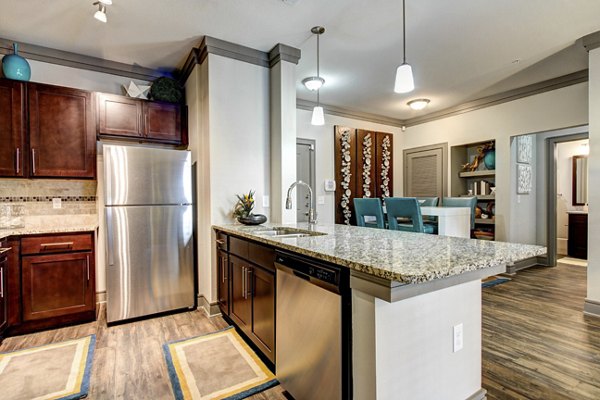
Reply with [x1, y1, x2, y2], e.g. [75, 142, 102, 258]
[2, 43, 31, 81]
[483, 149, 496, 170]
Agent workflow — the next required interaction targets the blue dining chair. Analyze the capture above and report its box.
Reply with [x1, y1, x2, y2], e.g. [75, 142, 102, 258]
[353, 198, 386, 229]
[385, 197, 435, 233]
[442, 196, 478, 230]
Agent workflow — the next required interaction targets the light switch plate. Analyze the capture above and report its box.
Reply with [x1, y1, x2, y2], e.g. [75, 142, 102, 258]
[453, 323, 463, 352]
[262, 195, 270, 208]
[317, 196, 325, 205]
[52, 198, 62, 209]
[324, 179, 336, 192]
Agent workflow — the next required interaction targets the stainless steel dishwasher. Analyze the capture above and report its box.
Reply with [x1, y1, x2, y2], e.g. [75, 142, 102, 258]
[275, 252, 351, 400]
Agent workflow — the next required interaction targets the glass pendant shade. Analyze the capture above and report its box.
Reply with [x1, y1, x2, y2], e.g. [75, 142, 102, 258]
[311, 106, 325, 126]
[394, 63, 414, 93]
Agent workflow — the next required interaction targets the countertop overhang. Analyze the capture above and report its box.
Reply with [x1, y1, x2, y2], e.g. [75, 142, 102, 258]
[213, 223, 546, 299]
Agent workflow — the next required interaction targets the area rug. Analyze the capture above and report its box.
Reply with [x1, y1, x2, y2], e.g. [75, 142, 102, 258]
[0, 334, 95, 400]
[163, 327, 278, 400]
[482, 276, 511, 288]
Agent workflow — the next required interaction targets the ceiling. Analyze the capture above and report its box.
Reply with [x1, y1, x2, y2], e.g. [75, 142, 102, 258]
[0, 0, 598, 120]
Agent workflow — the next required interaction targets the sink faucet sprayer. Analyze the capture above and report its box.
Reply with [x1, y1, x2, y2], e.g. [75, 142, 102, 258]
[285, 181, 317, 224]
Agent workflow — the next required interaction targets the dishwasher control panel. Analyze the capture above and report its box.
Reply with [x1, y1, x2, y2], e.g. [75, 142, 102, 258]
[276, 254, 340, 287]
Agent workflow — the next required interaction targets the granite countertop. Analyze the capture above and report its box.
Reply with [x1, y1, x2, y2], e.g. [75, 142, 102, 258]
[0, 215, 99, 240]
[213, 223, 546, 285]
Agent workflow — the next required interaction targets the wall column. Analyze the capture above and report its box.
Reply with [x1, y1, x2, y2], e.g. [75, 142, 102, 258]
[583, 32, 600, 317]
[269, 44, 301, 224]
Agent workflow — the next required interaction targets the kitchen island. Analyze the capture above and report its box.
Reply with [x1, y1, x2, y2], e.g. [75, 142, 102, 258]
[212, 223, 546, 400]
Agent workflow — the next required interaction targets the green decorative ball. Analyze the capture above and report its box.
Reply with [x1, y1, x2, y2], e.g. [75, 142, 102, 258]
[149, 77, 183, 103]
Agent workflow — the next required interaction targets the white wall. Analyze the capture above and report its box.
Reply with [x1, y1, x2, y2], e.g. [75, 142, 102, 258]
[401, 83, 589, 242]
[296, 109, 404, 224]
[587, 48, 600, 305]
[509, 135, 538, 245]
[186, 54, 270, 306]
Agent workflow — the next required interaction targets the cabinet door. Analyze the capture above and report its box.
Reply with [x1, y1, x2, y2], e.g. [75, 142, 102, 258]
[97, 93, 144, 138]
[217, 249, 229, 316]
[0, 255, 7, 334]
[0, 79, 25, 177]
[251, 266, 275, 362]
[22, 252, 94, 321]
[143, 101, 182, 143]
[28, 83, 96, 178]
[230, 256, 252, 332]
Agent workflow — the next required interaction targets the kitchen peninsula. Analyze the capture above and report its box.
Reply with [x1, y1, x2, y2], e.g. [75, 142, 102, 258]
[213, 223, 546, 400]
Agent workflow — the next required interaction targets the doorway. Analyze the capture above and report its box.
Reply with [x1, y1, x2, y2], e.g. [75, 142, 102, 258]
[296, 139, 316, 222]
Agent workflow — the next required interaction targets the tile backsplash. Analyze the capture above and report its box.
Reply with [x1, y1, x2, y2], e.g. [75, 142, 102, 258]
[0, 179, 97, 224]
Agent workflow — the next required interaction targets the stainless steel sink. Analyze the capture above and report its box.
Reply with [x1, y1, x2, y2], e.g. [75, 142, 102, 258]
[255, 227, 326, 239]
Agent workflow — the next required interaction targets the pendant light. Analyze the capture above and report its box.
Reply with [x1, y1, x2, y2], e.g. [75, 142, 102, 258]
[310, 26, 325, 126]
[394, 0, 415, 93]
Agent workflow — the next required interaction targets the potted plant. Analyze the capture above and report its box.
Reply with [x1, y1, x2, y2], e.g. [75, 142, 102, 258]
[233, 190, 267, 225]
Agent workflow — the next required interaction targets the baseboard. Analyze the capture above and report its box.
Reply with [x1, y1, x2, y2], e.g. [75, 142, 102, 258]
[506, 256, 540, 274]
[537, 255, 548, 266]
[96, 291, 106, 304]
[584, 299, 600, 318]
[466, 388, 487, 400]
[198, 295, 221, 317]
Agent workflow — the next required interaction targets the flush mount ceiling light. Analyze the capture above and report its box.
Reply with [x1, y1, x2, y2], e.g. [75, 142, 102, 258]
[310, 26, 325, 126]
[394, 0, 415, 93]
[407, 98, 430, 110]
[302, 76, 325, 91]
[93, 1, 111, 23]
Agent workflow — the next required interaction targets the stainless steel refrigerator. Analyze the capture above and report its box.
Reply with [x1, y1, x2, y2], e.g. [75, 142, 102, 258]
[104, 144, 195, 323]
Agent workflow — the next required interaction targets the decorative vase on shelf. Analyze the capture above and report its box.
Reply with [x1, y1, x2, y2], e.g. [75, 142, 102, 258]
[483, 149, 495, 170]
[2, 43, 31, 81]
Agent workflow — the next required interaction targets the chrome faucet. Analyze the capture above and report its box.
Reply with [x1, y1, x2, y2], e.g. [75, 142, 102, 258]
[285, 180, 317, 224]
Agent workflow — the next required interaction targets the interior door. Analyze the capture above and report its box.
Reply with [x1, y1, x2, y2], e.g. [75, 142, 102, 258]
[296, 139, 316, 222]
[404, 144, 447, 200]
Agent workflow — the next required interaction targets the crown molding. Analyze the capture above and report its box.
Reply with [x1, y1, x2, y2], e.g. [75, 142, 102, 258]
[582, 31, 600, 52]
[297, 99, 405, 128]
[178, 37, 301, 84]
[404, 69, 588, 127]
[0, 38, 164, 81]
[297, 69, 588, 129]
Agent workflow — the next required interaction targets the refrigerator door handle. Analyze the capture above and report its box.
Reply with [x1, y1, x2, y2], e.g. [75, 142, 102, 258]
[106, 208, 115, 266]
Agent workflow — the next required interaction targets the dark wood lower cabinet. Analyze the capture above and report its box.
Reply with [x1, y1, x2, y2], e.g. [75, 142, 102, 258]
[251, 266, 275, 360]
[0, 251, 8, 337]
[230, 255, 252, 330]
[217, 234, 276, 364]
[22, 252, 95, 321]
[568, 213, 588, 259]
[217, 249, 229, 316]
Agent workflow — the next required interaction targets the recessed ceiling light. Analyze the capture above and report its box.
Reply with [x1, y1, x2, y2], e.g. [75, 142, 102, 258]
[302, 76, 325, 91]
[407, 98, 430, 110]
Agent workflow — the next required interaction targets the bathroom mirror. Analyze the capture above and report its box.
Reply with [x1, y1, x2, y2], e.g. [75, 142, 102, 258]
[572, 155, 588, 205]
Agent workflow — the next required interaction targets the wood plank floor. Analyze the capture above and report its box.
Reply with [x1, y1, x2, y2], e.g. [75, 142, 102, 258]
[482, 263, 600, 400]
[1, 262, 598, 399]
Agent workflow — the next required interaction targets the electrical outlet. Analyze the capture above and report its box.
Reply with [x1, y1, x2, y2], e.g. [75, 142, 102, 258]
[52, 198, 62, 209]
[453, 323, 464, 352]
[317, 196, 325, 205]
[262, 195, 270, 208]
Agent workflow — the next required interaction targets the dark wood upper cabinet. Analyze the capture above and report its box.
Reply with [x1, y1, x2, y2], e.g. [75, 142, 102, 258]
[0, 79, 25, 177]
[97, 93, 143, 138]
[97, 92, 187, 146]
[28, 83, 96, 178]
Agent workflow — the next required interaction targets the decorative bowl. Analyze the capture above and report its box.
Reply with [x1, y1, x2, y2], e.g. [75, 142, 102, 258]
[237, 214, 267, 225]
